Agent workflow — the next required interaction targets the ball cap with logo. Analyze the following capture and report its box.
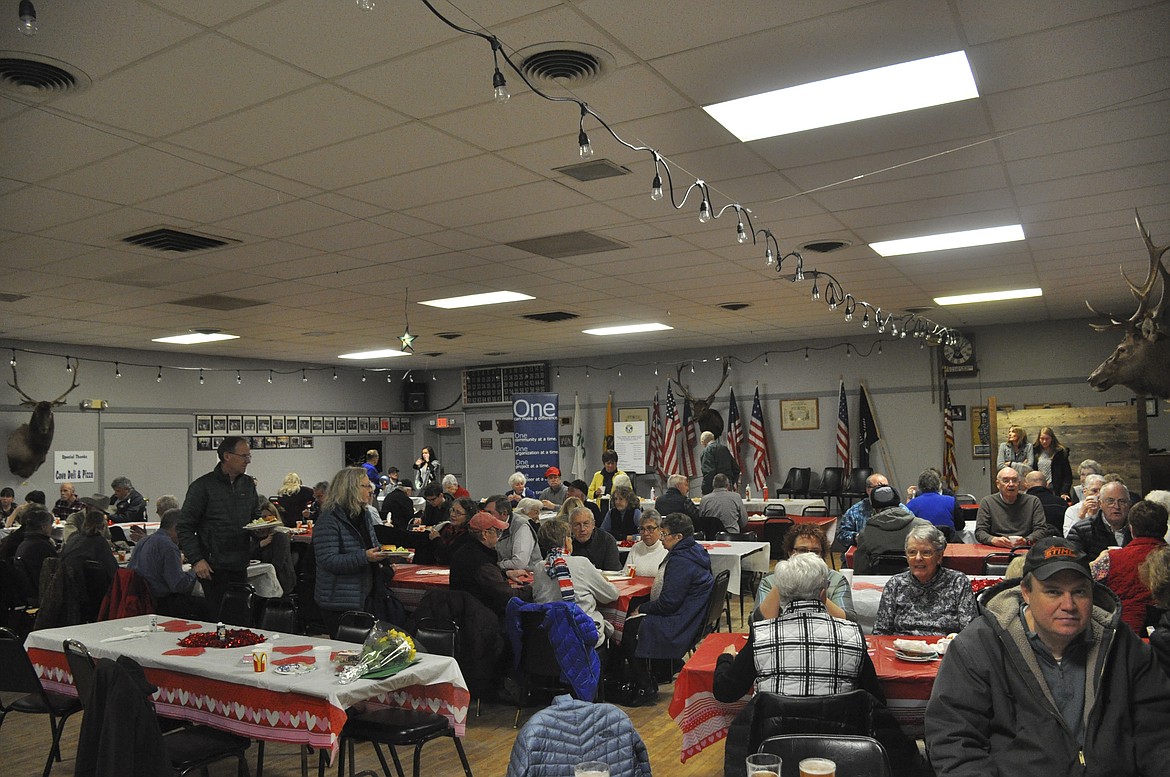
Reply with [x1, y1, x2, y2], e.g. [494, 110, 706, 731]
[1023, 537, 1092, 581]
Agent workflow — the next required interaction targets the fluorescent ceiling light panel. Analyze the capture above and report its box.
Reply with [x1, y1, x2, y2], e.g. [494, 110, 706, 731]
[704, 51, 979, 141]
[338, 349, 411, 360]
[934, 288, 1042, 306]
[582, 323, 673, 336]
[419, 291, 534, 309]
[870, 224, 1025, 257]
[152, 332, 239, 344]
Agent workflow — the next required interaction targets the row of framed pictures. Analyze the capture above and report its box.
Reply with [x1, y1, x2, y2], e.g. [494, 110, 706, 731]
[196, 435, 316, 451]
[194, 415, 413, 437]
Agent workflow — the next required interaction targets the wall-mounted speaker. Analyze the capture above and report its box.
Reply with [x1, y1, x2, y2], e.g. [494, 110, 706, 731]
[403, 382, 428, 412]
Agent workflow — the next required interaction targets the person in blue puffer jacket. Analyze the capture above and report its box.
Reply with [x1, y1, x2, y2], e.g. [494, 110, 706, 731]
[506, 694, 651, 777]
[313, 467, 394, 637]
[619, 512, 713, 706]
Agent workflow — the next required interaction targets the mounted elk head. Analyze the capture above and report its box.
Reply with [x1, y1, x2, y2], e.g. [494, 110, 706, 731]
[1087, 212, 1170, 399]
[672, 361, 731, 437]
[6, 361, 80, 478]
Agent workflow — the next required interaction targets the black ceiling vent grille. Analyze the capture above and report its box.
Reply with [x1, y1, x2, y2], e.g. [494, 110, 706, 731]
[801, 239, 851, 253]
[169, 294, 264, 311]
[516, 42, 615, 89]
[555, 158, 630, 182]
[522, 311, 579, 323]
[719, 302, 750, 311]
[0, 292, 28, 303]
[422, 352, 444, 357]
[121, 227, 239, 253]
[0, 54, 89, 95]
[435, 332, 463, 340]
[507, 230, 628, 259]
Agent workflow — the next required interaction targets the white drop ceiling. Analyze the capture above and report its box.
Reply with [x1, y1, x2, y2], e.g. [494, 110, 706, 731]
[1, 0, 1167, 368]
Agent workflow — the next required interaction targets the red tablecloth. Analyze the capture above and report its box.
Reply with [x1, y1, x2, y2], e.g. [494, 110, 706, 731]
[668, 632, 943, 763]
[844, 543, 1006, 575]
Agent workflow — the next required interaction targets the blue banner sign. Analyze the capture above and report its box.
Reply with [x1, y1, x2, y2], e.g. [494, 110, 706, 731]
[513, 393, 559, 491]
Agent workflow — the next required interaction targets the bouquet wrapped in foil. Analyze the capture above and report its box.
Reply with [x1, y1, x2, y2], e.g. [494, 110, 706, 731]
[337, 623, 417, 685]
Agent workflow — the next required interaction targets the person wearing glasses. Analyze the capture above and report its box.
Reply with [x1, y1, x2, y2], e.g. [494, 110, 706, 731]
[755, 523, 855, 621]
[974, 467, 1048, 548]
[626, 510, 668, 577]
[178, 435, 261, 611]
[1067, 480, 1133, 561]
[450, 511, 532, 617]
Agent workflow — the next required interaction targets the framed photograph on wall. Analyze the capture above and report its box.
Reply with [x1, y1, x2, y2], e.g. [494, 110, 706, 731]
[347, 417, 359, 432]
[311, 417, 323, 433]
[196, 437, 212, 451]
[380, 417, 390, 432]
[298, 417, 310, 433]
[286, 416, 299, 433]
[257, 416, 271, 433]
[195, 415, 212, 435]
[227, 416, 242, 433]
[212, 416, 227, 433]
[271, 416, 285, 433]
[323, 417, 334, 433]
[970, 404, 1014, 458]
[481, 438, 493, 450]
[400, 418, 412, 434]
[302, 436, 314, 448]
[242, 416, 257, 433]
[617, 407, 650, 426]
[290, 436, 302, 448]
[336, 416, 348, 433]
[501, 437, 514, 451]
[358, 417, 370, 433]
[780, 398, 819, 430]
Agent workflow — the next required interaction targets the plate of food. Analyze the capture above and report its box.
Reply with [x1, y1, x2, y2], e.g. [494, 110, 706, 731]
[243, 517, 292, 533]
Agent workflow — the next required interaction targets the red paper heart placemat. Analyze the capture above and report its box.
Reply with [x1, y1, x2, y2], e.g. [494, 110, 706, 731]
[272, 655, 315, 666]
[163, 647, 205, 656]
[272, 645, 312, 655]
[159, 620, 203, 632]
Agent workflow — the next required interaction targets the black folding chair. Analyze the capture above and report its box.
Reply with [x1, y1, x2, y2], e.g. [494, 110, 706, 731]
[759, 734, 891, 777]
[0, 627, 82, 777]
[334, 610, 376, 644]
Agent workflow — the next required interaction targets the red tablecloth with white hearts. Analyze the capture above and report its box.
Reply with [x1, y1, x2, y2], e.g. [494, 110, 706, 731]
[25, 615, 469, 761]
[668, 632, 942, 762]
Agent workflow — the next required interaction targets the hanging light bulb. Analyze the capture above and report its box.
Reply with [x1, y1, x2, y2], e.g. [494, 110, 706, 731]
[9, 349, 15, 366]
[114, 362, 121, 378]
[698, 199, 711, 223]
[736, 220, 747, 244]
[877, 316, 886, 334]
[862, 311, 870, 328]
[431, 372, 437, 381]
[268, 370, 273, 384]
[845, 308, 853, 322]
[492, 67, 509, 103]
[585, 367, 590, 378]
[811, 276, 820, 300]
[846, 344, 852, 358]
[236, 370, 242, 385]
[650, 172, 663, 201]
[617, 368, 622, 377]
[878, 342, 884, 355]
[199, 369, 204, 385]
[555, 366, 561, 379]
[578, 128, 593, 158]
[65, 356, 72, 372]
[361, 371, 366, 383]
[764, 353, 769, 366]
[765, 246, 775, 266]
[654, 365, 658, 376]
[301, 369, 308, 383]
[690, 361, 696, 374]
[156, 367, 163, 383]
[355, 0, 375, 11]
[387, 372, 393, 383]
[804, 348, 809, 361]
[332, 368, 338, 381]
[17, 0, 36, 36]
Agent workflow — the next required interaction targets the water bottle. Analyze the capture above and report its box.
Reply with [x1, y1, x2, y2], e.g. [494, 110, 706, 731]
[745, 483, 752, 500]
[216, 622, 226, 642]
[649, 487, 656, 500]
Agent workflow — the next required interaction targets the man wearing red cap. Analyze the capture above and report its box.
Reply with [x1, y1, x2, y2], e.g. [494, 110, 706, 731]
[449, 512, 532, 617]
[539, 466, 568, 510]
[926, 537, 1170, 774]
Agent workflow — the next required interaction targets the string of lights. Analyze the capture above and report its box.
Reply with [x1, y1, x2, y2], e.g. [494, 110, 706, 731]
[410, 0, 959, 349]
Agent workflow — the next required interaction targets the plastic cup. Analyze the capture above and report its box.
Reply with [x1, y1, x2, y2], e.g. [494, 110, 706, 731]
[799, 758, 836, 777]
[573, 763, 609, 777]
[313, 645, 332, 663]
[251, 647, 268, 672]
[746, 753, 781, 777]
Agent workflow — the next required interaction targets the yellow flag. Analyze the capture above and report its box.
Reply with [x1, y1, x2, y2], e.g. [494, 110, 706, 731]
[603, 392, 614, 450]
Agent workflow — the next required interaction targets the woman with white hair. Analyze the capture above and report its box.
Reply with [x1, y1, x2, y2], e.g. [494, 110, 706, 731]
[442, 473, 471, 500]
[873, 524, 976, 636]
[505, 472, 536, 505]
[497, 497, 542, 575]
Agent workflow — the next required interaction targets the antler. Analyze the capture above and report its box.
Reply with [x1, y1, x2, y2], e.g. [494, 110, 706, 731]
[53, 360, 80, 404]
[7, 363, 36, 404]
[672, 360, 730, 403]
[1087, 211, 1170, 335]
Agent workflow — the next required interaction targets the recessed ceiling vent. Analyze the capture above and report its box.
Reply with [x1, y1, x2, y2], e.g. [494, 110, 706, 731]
[169, 295, 264, 311]
[484, 351, 507, 356]
[516, 42, 615, 89]
[904, 306, 935, 314]
[801, 239, 851, 253]
[122, 227, 238, 253]
[422, 352, 444, 358]
[522, 311, 579, 323]
[507, 230, 628, 259]
[719, 302, 751, 311]
[0, 54, 89, 96]
[0, 292, 28, 303]
[435, 332, 463, 340]
[555, 159, 630, 182]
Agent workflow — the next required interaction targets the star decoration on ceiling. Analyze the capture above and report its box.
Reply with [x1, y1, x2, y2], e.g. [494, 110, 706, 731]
[399, 328, 416, 353]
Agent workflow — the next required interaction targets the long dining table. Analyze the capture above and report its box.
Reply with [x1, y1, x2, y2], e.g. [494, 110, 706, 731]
[388, 563, 654, 644]
[844, 542, 1010, 575]
[668, 631, 945, 763]
[25, 615, 470, 761]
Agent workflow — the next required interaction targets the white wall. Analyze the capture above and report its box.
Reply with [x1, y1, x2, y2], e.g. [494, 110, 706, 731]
[3, 320, 1166, 506]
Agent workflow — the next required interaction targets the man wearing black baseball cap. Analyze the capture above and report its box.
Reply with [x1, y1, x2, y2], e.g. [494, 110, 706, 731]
[926, 537, 1170, 774]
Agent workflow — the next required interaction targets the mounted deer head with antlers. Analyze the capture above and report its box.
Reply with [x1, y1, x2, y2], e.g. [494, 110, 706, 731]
[672, 361, 731, 437]
[1087, 211, 1170, 399]
[6, 361, 80, 478]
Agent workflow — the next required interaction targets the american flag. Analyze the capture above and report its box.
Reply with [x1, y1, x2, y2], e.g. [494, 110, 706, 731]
[660, 385, 682, 477]
[836, 380, 850, 472]
[727, 388, 743, 468]
[942, 381, 959, 491]
[648, 388, 664, 479]
[680, 396, 699, 477]
[748, 387, 772, 490]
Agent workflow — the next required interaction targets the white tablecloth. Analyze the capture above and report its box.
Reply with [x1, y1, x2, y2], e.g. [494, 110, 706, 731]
[699, 540, 771, 596]
[743, 498, 827, 515]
